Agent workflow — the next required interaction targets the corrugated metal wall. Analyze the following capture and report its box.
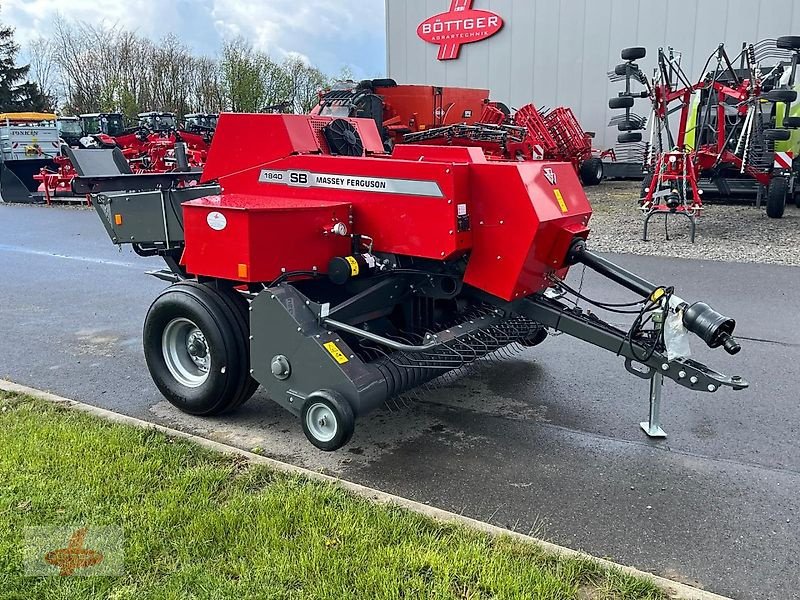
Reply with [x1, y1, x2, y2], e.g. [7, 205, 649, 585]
[386, 0, 800, 149]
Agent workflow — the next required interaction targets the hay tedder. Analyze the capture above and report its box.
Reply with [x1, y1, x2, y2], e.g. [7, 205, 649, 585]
[75, 113, 748, 451]
[609, 36, 800, 240]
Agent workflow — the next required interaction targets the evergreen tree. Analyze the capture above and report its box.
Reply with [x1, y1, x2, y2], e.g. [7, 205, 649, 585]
[0, 24, 50, 112]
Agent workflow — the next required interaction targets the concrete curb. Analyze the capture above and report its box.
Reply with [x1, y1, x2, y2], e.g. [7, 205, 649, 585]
[0, 379, 731, 600]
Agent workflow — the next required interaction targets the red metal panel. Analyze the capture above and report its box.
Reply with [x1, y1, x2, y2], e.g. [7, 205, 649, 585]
[190, 114, 596, 302]
[214, 152, 472, 261]
[464, 161, 592, 301]
[182, 193, 352, 282]
[379, 85, 489, 132]
[201, 113, 385, 184]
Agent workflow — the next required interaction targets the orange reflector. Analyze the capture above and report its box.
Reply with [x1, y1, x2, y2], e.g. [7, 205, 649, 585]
[114, 214, 122, 226]
[237, 263, 249, 279]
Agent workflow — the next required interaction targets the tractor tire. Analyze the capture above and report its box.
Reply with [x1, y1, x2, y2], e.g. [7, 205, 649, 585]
[618, 131, 643, 143]
[764, 128, 792, 141]
[765, 89, 798, 103]
[609, 96, 635, 109]
[301, 390, 355, 451]
[766, 176, 788, 218]
[579, 157, 604, 186]
[777, 36, 800, 51]
[621, 47, 647, 61]
[617, 120, 641, 131]
[782, 116, 800, 129]
[143, 282, 251, 416]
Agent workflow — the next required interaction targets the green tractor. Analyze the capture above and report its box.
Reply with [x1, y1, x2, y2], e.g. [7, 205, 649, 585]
[773, 66, 800, 208]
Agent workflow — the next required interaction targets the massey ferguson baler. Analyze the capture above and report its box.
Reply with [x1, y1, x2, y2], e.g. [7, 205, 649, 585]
[75, 113, 748, 451]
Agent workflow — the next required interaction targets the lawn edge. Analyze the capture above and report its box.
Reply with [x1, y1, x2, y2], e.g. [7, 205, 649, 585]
[0, 378, 730, 600]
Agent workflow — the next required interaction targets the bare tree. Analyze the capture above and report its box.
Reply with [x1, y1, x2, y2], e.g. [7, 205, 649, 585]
[28, 38, 59, 107]
[42, 18, 344, 119]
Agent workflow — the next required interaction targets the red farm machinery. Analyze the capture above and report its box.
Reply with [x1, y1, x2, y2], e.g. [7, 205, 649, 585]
[313, 79, 608, 185]
[33, 111, 215, 203]
[72, 112, 748, 451]
[608, 36, 800, 241]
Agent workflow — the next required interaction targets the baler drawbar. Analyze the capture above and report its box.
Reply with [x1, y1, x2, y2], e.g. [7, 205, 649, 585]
[75, 113, 748, 450]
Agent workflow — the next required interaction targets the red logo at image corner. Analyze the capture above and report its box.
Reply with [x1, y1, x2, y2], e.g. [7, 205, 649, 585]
[417, 0, 504, 61]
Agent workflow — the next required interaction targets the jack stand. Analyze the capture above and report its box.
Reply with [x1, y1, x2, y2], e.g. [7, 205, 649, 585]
[640, 308, 667, 438]
[640, 372, 667, 438]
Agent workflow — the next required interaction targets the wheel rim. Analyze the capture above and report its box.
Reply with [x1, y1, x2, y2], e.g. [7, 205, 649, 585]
[305, 402, 338, 443]
[161, 317, 211, 388]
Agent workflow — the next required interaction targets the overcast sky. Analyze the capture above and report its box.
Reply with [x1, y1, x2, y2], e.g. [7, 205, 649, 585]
[2, 0, 387, 79]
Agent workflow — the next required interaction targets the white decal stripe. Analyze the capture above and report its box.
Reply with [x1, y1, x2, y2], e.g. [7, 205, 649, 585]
[774, 151, 793, 169]
[258, 169, 444, 198]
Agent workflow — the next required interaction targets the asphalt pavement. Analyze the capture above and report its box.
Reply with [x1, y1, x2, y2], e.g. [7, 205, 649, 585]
[1, 202, 798, 599]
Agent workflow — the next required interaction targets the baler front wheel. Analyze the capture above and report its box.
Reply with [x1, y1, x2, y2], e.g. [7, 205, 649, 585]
[301, 390, 355, 451]
[143, 283, 252, 415]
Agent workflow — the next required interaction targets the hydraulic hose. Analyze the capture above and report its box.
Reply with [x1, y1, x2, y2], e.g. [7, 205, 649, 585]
[566, 239, 741, 355]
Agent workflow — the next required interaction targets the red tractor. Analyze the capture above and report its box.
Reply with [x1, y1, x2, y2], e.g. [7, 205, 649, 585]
[35, 111, 212, 201]
[73, 113, 747, 451]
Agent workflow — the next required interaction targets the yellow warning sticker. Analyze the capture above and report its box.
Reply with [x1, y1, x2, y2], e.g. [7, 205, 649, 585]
[323, 341, 349, 364]
[345, 256, 359, 277]
[554, 188, 568, 213]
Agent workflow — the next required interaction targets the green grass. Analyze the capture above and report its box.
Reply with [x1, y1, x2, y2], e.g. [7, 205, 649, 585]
[0, 391, 666, 599]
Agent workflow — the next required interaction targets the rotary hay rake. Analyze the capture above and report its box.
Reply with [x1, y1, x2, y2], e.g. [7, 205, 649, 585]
[609, 36, 800, 241]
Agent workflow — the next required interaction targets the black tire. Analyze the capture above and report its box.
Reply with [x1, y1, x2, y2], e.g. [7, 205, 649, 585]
[519, 328, 548, 347]
[764, 128, 791, 141]
[609, 96, 635, 109]
[617, 120, 641, 131]
[765, 89, 798, 103]
[621, 47, 647, 61]
[766, 176, 788, 218]
[212, 285, 260, 408]
[143, 283, 248, 415]
[618, 131, 643, 143]
[777, 36, 800, 51]
[300, 390, 355, 451]
[178, 282, 259, 410]
[782, 116, 800, 129]
[614, 63, 635, 76]
[579, 157, 604, 185]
